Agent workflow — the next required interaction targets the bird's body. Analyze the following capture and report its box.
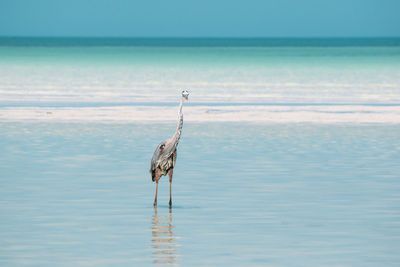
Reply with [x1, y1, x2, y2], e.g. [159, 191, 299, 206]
[150, 139, 177, 181]
[150, 90, 189, 207]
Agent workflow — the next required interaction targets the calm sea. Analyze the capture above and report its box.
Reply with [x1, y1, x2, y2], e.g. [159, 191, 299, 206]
[0, 38, 399, 266]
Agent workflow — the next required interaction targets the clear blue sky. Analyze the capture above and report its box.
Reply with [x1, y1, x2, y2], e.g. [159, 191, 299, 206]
[0, 0, 399, 37]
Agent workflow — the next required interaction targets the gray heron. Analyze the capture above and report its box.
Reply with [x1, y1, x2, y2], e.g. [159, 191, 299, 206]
[150, 90, 189, 207]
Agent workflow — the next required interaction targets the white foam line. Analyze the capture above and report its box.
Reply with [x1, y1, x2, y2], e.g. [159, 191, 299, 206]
[1, 105, 400, 124]
[1, 94, 400, 105]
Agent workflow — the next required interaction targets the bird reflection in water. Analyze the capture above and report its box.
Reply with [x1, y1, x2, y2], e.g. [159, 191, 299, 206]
[151, 207, 178, 264]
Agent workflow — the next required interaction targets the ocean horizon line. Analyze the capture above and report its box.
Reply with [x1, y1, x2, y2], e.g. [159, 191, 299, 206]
[1, 36, 400, 47]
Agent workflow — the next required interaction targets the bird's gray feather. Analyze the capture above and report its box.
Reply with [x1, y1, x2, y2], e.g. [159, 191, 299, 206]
[150, 139, 177, 181]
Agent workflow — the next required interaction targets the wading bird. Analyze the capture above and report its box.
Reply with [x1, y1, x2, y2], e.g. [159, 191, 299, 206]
[150, 90, 189, 207]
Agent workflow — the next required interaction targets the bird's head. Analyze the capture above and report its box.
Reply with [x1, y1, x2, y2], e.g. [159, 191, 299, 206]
[181, 90, 189, 101]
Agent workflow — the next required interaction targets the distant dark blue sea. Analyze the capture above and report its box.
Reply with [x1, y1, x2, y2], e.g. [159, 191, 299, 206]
[1, 37, 400, 47]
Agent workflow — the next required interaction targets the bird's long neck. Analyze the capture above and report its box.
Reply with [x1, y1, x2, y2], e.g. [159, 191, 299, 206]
[171, 98, 184, 146]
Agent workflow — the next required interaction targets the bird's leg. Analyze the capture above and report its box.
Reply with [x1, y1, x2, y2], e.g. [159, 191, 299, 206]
[168, 168, 173, 207]
[154, 180, 159, 207]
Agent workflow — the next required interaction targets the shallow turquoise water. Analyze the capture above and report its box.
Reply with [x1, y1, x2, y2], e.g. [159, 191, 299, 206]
[1, 41, 399, 108]
[1, 122, 399, 266]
